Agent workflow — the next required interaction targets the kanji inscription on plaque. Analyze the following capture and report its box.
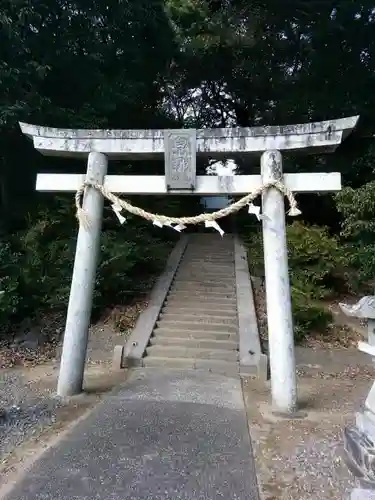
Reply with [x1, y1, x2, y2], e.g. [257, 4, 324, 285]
[164, 129, 196, 190]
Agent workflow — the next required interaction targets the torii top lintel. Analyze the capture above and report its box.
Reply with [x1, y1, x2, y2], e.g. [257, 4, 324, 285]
[19, 115, 359, 160]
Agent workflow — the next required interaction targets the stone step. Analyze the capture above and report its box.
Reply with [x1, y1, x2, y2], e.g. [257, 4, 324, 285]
[175, 271, 235, 279]
[168, 291, 236, 300]
[187, 240, 233, 243]
[184, 255, 234, 258]
[159, 312, 237, 326]
[185, 245, 233, 249]
[172, 285, 236, 293]
[165, 296, 237, 307]
[188, 233, 233, 236]
[185, 242, 233, 246]
[142, 356, 239, 375]
[185, 252, 234, 256]
[154, 327, 238, 341]
[181, 256, 232, 260]
[182, 263, 234, 268]
[184, 257, 233, 260]
[174, 278, 235, 285]
[183, 253, 234, 258]
[150, 336, 238, 350]
[185, 247, 233, 251]
[176, 267, 235, 274]
[161, 306, 237, 317]
[174, 274, 235, 281]
[184, 251, 234, 256]
[169, 285, 236, 295]
[156, 319, 238, 333]
[185, 248, 233, 252]
[171, 281, 235, 290]
[175, 268, 236, 280]
[167, 288, 236, 297]
[179, 261, 234, 266]
[184, 248, 233, 252]
[179, 261, 235, 267]
[184, 257, 234, 262]
[186, 242, 233, 246]
[174, 275, 235, 283]
[146, 345, 239, 361]
[185, 246, 233, 249]
[183, 262, 234, 268]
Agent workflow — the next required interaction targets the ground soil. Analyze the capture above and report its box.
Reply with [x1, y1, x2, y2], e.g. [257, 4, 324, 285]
[243, 353, 375, 500]
[248, 280, 374, 499]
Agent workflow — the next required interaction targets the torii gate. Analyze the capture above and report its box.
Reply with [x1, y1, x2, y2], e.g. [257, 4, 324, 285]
[19, 116, 359, 414]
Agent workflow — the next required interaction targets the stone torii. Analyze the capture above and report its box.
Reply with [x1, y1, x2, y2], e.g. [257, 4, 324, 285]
[19, 116, 359, 414]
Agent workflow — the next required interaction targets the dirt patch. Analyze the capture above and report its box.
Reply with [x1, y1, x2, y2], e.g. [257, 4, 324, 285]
[249, 278, 374, 497]
[244, 366, 372, 500]
[0, 300, 147, 369]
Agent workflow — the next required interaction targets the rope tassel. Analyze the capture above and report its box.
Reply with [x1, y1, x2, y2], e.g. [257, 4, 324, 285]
[112, 203, 126, 224]
[205, 220, 224, 237]
[248, 202, 263, 221]
[288, 206, 302, 217]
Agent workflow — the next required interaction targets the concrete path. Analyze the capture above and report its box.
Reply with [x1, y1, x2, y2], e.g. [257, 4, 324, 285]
[4, 369, 260, 500]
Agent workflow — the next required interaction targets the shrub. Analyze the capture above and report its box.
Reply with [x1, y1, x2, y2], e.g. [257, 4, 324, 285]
[287, 221, 340, 298]
[0, 196, 177, 338]
[244, 221, 341, 341]
[336, 181, 375, 292]
[0, 242, 22, 325]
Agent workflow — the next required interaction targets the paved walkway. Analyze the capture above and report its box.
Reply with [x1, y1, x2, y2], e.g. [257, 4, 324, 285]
[4, 370, 259, 500]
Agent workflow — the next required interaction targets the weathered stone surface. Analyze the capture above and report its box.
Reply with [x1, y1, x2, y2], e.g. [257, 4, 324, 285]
[153, 327, 238, 341]
[164, 129, 196, 190]
[234, 236, 263, 378]
[357, 411, 375, 442]
[344, 425, 375, 483]
[19, 115, 359, 158]
[339, 296, 375, 319]
[156, 319, 237, 333]
[11, 328, 45, 349]
[351, 488, 375, 500]
[146, 345, 239, 362]
[150, 336, 238, 351]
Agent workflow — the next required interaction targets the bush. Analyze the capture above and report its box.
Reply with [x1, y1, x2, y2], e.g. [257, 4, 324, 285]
[0, 196, 177, 338]
[336, 181, 375, 293]
[287, 221, 340, 299]
[244, 221, 341, 341]
[0, 242, 22, 323]
[291, 278, 334, 341]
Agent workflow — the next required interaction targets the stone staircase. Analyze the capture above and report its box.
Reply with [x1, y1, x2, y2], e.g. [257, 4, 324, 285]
[143, 234, 240, 375]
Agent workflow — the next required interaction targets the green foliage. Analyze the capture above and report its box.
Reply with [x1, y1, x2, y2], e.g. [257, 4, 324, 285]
[336, 181, 375, 292]
[0, 197, 176, 335]
[244, 221, 340, 341]
[286, 221, 339, 298]
[291, 286, 332, 340]
[0, 243, 21, 320]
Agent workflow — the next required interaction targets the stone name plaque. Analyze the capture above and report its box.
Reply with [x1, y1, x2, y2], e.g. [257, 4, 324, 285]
[164, 129, 196, 191]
